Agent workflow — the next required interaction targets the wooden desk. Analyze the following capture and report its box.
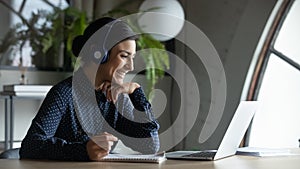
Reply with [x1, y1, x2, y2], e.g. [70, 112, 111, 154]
[0, 155, 300, 169]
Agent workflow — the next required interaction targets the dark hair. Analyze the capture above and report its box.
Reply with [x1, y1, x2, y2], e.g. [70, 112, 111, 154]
[72, 17, 138, 64]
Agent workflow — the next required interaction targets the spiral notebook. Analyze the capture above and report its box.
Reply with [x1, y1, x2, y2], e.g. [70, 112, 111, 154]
[99, 152, 166, 163]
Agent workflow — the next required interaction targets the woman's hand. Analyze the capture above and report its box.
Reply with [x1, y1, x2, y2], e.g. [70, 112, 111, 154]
[99, 81, 140, 103]
[86, 132, 118, 161]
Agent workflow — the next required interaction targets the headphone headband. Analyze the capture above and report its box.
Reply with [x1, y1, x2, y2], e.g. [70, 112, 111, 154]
[99, 19, 122, 64]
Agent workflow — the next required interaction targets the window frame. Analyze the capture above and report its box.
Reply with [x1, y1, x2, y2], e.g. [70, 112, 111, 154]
[246, 0, 296, 101]
[244, 0, 300, 146]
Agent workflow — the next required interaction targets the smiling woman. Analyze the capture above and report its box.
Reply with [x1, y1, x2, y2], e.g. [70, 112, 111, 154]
[95, 41, 140, 103]
[19, 17, 160, 161]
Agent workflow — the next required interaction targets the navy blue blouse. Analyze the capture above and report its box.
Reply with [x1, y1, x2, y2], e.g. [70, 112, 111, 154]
[19, 69, 160, 161]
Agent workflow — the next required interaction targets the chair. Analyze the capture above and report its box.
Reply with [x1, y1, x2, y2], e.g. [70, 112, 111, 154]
[0, 148, 20, 159]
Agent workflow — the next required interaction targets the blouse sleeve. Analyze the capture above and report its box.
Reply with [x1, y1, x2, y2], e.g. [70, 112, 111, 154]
[19, 87, 90, 161]
[113, 87, 160, 154]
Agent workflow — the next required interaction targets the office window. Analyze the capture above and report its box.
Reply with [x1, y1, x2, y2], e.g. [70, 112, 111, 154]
[247, 0, 300, 148]
[11, 0, 68, 24]
[0, 0, 68, 68]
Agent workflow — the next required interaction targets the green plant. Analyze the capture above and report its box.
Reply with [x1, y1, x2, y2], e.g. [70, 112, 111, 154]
[0, 0, 87, 70]
[133, 26, 170, 101]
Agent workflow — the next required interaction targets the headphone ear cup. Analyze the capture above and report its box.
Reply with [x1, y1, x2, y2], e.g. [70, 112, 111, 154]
[93, 50, 108, 64]
[100, 51, 109, 64]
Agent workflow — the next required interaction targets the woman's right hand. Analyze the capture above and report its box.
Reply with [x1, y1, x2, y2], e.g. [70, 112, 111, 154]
[86, 132, 118, 161]
[99, 81, 140, 103]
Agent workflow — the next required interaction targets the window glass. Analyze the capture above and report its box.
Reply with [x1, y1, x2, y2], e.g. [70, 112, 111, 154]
[12, 0, 68, 24]
[274, 0, 300, 65]
[248, 54, 300, 148]
[0, 0, 68, 68]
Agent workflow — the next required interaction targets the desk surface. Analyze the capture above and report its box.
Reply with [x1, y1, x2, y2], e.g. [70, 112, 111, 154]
[1, 155, 300, 169]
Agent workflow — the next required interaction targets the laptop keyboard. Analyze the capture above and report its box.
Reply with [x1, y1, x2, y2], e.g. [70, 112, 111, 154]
[183, 151, 216, 158]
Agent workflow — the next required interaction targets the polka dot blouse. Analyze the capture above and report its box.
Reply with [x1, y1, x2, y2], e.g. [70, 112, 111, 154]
[19, 69, 160, 161]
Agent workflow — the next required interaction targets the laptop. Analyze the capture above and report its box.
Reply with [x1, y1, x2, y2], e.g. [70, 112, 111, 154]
[166, 101, 258, 161]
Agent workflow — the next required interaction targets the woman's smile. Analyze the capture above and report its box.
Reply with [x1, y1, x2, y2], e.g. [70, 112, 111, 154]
[114, 69, 127, 80]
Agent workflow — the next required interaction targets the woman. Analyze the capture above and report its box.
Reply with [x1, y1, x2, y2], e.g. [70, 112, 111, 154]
[19, 17, 160, 161]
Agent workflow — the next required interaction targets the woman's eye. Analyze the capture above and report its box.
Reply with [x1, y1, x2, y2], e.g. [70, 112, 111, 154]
[121, 55, 128, 58]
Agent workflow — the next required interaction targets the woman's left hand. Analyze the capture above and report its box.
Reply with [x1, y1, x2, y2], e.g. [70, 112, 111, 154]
[99, 81, 140, 103]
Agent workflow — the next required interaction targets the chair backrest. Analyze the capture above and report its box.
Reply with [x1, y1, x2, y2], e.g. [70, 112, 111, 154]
[0, 148, 20, 159]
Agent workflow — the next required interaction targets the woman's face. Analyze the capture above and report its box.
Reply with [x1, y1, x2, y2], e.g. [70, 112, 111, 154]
[97, 39, 136, 85]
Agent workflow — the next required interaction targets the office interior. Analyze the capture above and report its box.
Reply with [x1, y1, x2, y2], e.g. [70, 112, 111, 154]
[0, 0, 299, 154]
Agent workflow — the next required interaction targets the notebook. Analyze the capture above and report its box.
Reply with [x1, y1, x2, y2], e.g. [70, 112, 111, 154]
[99, 152, 166, 163]
[166, 101, 258, 161]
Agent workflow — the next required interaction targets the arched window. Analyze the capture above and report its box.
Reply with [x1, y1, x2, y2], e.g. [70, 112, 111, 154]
[244, 0, 300, 148]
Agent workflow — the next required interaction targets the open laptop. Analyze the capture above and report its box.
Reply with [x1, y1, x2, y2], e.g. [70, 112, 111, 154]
[166, 101, 258, 161]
